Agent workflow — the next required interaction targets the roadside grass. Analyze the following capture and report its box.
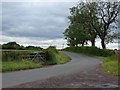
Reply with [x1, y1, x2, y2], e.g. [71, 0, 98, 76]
[55, 52, 70, 64]
[96, 56, 119, 76]
[45, 52, 70, 65]
[1, 60, 42, 72]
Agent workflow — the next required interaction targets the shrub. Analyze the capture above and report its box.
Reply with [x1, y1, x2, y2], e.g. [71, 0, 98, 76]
[47, 46, 58, 53]
[45, 46, 58, 64]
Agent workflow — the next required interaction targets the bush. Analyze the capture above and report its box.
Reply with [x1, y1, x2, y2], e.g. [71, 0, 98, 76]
[64, 46, 113, 57]
[45, 46, 58, 64]
[47, 46, 58, 53]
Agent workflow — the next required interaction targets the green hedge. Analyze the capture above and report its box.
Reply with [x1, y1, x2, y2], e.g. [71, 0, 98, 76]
[64, 46, 114, 57]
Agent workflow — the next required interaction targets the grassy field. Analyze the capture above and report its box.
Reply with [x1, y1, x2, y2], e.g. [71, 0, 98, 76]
[96, 56, 119, 76]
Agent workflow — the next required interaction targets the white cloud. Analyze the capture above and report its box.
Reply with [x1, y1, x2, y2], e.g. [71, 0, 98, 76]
[1, 35, 67, 49]
[1, 0, 119, 2]
[1, 0, 79, 2]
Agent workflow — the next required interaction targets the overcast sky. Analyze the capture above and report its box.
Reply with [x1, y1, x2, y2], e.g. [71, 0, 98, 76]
[1, 0, 119, 49]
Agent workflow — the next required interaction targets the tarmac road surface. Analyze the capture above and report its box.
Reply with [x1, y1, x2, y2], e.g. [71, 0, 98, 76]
[2, 51, 102, 88]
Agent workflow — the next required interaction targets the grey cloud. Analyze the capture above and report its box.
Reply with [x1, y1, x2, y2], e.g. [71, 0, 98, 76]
[2, 2, 75, 39]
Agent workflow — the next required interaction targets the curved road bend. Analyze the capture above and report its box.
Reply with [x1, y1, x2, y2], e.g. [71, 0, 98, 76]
[2, 52, 102, 88]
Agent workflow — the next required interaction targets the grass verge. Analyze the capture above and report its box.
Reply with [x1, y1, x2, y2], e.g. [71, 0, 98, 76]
[96, 56, 119, 76]
[55, 52, 70, 64]
[1, 60, 42, 72]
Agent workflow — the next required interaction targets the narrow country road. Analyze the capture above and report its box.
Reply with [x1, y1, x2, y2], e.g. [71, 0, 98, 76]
[2, 52, 102, 88]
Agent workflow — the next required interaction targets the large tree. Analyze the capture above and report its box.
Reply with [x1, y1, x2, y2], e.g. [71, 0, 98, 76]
[92, 2, 120, 49]
[64, 2, 120, 49]
[64, 2, 97, 47]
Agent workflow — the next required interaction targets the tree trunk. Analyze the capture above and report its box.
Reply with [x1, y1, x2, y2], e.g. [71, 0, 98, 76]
[82, 44, 84, 46]
[72, 44, 75, 47]
[81, 41, 84, 46]
[91, 40, 95, 47]
[101, 39, 106, 49]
